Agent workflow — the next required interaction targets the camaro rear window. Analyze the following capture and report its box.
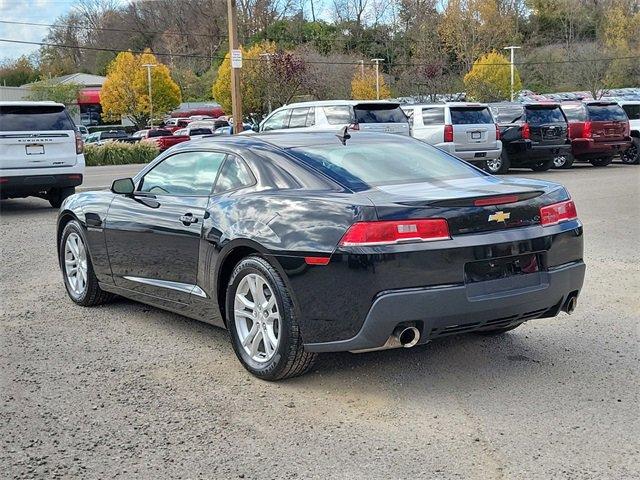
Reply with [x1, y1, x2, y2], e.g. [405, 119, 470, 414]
[586, 104, 628, 121]
[288, 138, 482, 190]
[0, 105, 75, 131]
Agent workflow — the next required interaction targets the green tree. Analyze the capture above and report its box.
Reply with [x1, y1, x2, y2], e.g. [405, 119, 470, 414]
[101, 50, 181, 128]
[0, 56, 39, 86]
[463, 51, 521, 101]
[27, 81, 81, 117]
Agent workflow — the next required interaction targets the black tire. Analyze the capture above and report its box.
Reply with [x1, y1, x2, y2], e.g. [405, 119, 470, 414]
[589, 157, 613, 167]
[552, 154, 575, 169]
[530, 158, 555, 172]
[48, 187, 75, 208]
[621, 137, 639, 164]
[226, 255, 316, 381]
[486, 150, 510, 174]
[475, 323, 523, 335]
[59, 220, 113, 306]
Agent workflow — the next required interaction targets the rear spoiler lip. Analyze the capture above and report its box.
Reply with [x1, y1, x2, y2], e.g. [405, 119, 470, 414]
[402, 190, 546, 208]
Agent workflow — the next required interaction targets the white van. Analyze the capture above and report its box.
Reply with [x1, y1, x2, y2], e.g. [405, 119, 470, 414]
[0, 101, 85, 207]
[258, 100, 410, 136]
[402, 102, 502, 168]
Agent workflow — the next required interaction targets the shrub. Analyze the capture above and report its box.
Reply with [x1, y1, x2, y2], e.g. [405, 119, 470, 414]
[84, 141, 159, 166]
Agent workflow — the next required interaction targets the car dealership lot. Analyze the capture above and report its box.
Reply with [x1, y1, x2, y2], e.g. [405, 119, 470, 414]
[1, 164, 638, 479]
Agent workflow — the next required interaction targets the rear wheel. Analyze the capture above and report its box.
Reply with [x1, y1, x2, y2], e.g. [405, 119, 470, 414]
[48, 187, 75, 208]
[621, 137, 639, 164]
[486, 151, 510, 174]
[226, 255, 316, 381]
[590, 157, 613, 167]
[530, 158, 554, 172]
[475, 323, 523, 335]
[59, 220, 113, 306]
[552, 154, 574, 169]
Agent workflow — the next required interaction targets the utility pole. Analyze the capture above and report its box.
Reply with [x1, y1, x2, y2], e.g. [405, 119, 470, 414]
[371, 58, 384, 100]
[142, 63, 156, 127]
[359, 59, 364, 78]
[227, 0, 243, 133]
[503, 46, 521, 102]
[259, 52, 273, 113]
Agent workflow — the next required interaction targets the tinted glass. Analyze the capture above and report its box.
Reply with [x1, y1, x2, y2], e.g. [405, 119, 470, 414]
[288, 138, 480, 190]
[101, 131, 127, 139]
[450, 107, 493, 125]
[621, 104, 640, 120]
[354, 105, 407, 123]
[323, 105, 353, 125]
[492, 105, 524, 124]
[586, 104, 628, 121]
[213, 155, 254, 194]
[525, 107, 566, 124]
[561, 105, 585, 122]
[262, 109, 290, 131]
[189, 128, 212, 135]
[289, 107, 310, 128]
[421, 107, 445, 125]
[0, 105, 75, 131]
[148, 129, 171, 137]
[139, 151, 226, 195]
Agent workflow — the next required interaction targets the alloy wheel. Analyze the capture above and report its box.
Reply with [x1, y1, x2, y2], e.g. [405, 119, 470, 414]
[64, 232, 88, 297]
[486, 157, 502, 173]
[621, 143, 638, 164]
[553, 155, 567, 168]
[234, 273, 281, 363]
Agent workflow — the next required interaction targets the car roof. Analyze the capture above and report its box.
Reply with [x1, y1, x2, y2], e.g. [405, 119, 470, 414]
[617, 100, 640, 105]
[0, 101, 66, 107]
[404, 102, 488, 108]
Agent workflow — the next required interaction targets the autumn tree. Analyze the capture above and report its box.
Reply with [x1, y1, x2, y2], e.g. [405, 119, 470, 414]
[463, 51, 520, 102]
[101, 50, 181, 128]
[351, 66, 390, 100]
[0, 56, 40, 86]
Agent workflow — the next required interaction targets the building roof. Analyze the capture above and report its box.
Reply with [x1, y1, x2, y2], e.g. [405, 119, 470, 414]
[22, 73, 106, 88]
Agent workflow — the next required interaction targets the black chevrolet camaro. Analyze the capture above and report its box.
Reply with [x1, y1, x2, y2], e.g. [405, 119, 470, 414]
[57, 132, 585, 380]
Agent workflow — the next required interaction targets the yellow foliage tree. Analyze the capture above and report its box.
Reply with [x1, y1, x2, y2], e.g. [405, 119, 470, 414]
[212, 41, 276, 116]
[463, 51, 521, 102]
[351, 66, 390, 100]
[101, 50, 181, 128]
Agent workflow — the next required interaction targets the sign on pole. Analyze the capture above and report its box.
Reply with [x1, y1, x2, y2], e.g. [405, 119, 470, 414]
[231, 49, 242, 69]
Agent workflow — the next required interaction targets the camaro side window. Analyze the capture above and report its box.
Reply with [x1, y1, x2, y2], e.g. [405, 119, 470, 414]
[213, 155, 255, 194]
[139, 151, 226, 196]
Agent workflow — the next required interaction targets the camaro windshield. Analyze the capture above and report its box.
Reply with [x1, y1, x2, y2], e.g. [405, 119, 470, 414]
[288, 138, 482, 190]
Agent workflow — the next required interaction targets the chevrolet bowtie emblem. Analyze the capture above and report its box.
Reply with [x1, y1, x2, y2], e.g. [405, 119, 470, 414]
[488, 211, 510, 222]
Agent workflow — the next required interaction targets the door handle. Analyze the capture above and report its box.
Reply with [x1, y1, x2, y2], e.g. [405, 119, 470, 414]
[179, 213, 199, 225]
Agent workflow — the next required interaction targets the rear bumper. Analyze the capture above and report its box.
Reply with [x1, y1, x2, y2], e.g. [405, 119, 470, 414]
[305, 261, 585, 352]
[571, 138, 632, 159]
[436, 142, 502, 162]
[507, 141, 571, 164]
[0, 173, 83, 197]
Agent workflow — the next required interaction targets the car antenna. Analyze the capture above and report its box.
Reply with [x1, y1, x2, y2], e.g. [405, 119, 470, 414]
[335, 126, 351, 145]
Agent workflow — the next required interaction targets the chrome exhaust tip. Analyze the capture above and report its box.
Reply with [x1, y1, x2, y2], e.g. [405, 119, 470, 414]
[563, 294, 578, 315]
[394, 326, 420, 348]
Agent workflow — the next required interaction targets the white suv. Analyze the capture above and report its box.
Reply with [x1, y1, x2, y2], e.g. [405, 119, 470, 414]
[0, 101, 85, 207]
[258, 100, 410, 136]
[618, 101, 639, 164]
[402, 102, 502, 168]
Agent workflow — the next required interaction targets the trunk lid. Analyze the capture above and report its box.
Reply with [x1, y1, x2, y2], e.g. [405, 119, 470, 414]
[0, 104, 78, 169]
[364, 177, 561, 236]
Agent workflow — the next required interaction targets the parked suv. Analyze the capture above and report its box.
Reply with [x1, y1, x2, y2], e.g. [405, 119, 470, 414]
[85, 130, 128, 145]
[0, 101, 84, 207]
[560, 101, 631, 167]
[402, 102, 501, 169]
[489, 102, 571, 174]
[618, 101, 639, 164]
[258, 100, 410, 136]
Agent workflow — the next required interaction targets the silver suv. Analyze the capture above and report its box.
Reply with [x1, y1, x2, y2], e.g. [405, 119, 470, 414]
[402, 103, 502, 168]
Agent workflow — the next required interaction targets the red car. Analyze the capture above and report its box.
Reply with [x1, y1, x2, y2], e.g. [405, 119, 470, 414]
[138, 128, 190, 152]
[561, 101, 632, 167]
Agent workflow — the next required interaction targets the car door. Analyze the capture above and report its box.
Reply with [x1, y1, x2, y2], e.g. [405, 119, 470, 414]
[104, 150, 227, 304]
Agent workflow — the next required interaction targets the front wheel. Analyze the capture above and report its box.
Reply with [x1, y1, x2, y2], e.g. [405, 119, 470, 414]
[621, 138, 639, 164]
[530, 158, 555, 172]
[226, 255, 316, 381]
[486, 151, 510, 174]
[590, 157, 613, 167]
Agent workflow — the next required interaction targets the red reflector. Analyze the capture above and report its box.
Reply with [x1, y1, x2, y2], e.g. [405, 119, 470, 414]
[339, 219, 450, 246]
[522, 122, 530, 140]
[67, 174, 82, 180]
[304, 256, 330, 265]
[444, 124, 453, 142]
[473, 195, 519, 207]
[540, 200, 578, 226]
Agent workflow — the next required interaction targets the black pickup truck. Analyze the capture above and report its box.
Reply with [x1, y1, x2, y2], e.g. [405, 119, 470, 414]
[487, 102, 571, 174]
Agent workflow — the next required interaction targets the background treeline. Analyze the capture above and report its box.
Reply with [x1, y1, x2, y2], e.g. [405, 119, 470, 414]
[2, 0, 639, 102]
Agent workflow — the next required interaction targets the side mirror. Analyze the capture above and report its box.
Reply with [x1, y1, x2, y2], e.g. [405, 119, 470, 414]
[252, 124, 260, 132]
[111, 177, 135, 195]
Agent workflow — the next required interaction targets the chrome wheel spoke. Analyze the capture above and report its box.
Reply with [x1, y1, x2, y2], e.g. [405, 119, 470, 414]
[249, 329, 263, 358]
[64, 233, 88, 297]
[242, 322, 259, 348]
[236, 293, 254, 309]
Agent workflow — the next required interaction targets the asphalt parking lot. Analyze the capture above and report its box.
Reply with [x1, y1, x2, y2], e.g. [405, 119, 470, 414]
[1, 163, 638, 479]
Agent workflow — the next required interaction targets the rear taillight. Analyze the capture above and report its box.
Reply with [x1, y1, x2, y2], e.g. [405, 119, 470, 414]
[539, 200, 578, 227]
[444, 124, 453, 142]
[495, 124, 500, 141]
[339, 219, 450, 246]
[0, 177, 8, 184]
[522, 122, 530, 140]
[582, 121, 592, 139]
[348, 123, 360, 131]
[75, 131, 84, 154]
